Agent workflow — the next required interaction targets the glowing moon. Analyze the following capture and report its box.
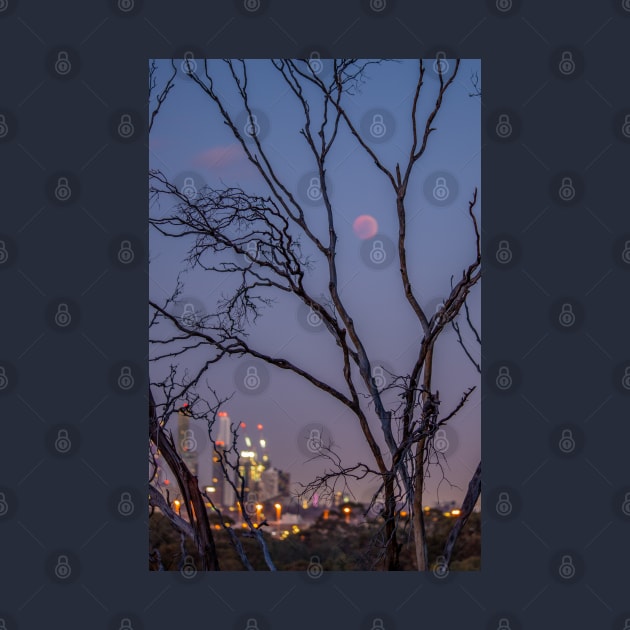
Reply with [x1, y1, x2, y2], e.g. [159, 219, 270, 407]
[353, 214, 379, 240]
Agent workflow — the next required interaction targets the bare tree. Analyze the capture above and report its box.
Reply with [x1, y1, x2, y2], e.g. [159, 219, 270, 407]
[149, 58, 481, 570]
[149, 387, 220, 570]
[149, 367, 277, 571]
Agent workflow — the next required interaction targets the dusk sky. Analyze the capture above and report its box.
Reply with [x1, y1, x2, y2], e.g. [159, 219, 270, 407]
[149, 58, 481, 508]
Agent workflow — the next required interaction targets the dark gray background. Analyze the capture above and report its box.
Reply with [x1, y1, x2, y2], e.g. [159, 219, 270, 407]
[1, 1, 629, 629]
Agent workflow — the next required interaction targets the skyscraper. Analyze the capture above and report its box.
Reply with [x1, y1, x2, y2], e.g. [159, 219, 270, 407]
[260, 467, 279, 501]
[214, 411, 234, 508]
[176, 402, 198, 477]
[216, 411, 232, 449]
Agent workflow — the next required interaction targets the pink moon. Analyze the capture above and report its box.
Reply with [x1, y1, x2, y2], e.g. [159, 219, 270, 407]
[353, 214, 379, 240]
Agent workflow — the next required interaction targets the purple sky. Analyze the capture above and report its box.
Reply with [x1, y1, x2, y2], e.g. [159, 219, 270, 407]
[149, 59, 481, 508]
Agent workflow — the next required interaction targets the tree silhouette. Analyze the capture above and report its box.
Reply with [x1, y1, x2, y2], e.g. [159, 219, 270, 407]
[149, 58, 481, 570]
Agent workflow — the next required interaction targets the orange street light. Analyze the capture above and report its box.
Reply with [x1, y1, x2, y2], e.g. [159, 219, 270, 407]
[343, 506, 351, 523]
[255, 503, 263, 524]
[274, 503, 282, 521]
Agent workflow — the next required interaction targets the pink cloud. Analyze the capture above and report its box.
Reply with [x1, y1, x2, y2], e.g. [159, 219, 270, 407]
[192, 144, 247, 170]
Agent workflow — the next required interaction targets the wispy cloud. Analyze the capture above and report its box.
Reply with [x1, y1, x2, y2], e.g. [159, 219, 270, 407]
[192, 144, 246, 170]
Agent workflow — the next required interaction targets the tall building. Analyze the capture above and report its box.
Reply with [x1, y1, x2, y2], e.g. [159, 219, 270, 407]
[176, 403, 198, 477]
[260, 467, 279, 501]
[277, 469, 291, 499]
[213, 411, 234, 508]
[238, 451, 255, 496]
